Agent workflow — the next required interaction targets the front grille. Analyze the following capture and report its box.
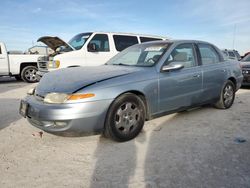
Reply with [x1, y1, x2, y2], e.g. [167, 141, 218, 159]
[242, 69, 250, 75]
[38, 55, 50, 61]
[38, 61, 48, 69]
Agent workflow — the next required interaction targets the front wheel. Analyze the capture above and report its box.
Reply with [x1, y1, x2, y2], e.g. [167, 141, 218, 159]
[214, 80, 235, 109]
[103, 93, 146, 142]
[21, 66, 38, 83]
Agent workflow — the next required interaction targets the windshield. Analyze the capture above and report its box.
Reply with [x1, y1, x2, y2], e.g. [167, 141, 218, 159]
[234, 51, 241, 60]
[242, 54, 250, 62]
[68, 32, 92, 50]
[106, 42, 170, 67]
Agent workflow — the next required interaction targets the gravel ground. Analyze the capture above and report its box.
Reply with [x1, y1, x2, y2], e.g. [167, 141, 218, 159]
[0, 77, 250, 188]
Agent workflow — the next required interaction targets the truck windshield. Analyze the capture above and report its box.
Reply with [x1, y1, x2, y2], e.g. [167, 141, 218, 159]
[242, 54, 250, 62]
[68, 32, 92, 50]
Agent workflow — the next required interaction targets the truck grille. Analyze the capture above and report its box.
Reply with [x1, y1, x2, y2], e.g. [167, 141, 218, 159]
[38, 61, 47, 69]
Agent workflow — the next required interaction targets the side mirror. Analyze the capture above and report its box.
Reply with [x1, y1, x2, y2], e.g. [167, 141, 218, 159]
[162, 63, 184, 72]
[88, 43, 98, 52]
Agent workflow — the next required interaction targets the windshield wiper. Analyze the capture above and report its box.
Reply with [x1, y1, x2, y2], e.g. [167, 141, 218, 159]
[112, 63, 132, 66]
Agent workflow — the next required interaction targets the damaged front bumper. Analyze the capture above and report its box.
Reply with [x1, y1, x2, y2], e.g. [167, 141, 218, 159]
[19, 95, 112, 135]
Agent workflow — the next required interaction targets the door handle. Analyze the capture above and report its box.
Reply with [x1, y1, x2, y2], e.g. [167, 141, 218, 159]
[0, 57, 5, 59]
[221, 69, 226, 72]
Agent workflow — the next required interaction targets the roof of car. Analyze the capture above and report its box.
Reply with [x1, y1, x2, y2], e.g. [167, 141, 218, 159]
[139, 39, 213, 45]
[83, 31, 169, 39]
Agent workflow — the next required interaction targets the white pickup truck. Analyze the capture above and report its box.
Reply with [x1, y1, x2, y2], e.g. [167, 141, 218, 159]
[0, 42, 41, 82]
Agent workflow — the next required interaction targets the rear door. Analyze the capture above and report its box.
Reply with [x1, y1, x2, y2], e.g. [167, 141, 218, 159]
[196, 43, 227, 102]
[0, 44, 9, 75]
[159, 43, 203, 112]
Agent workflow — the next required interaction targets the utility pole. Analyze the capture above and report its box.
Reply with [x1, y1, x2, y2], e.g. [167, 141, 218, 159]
[232, 24, 236, 49]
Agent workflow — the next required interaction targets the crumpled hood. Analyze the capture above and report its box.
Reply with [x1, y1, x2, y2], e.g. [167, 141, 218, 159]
[37, 36, 74, 51]
[36, 65, 139, 96]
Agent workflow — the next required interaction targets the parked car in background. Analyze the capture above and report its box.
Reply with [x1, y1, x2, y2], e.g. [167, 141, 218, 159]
[20, 40, 243, 141]
[242, 51, 250, 59]
[222, 49, 241, 61]
[241, 54, 250, 86]
[0, 42, 41, 82]
[36, 32, 167, 80]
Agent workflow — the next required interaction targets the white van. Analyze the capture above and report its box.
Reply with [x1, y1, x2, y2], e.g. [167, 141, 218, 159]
[37, 32, 168, 79]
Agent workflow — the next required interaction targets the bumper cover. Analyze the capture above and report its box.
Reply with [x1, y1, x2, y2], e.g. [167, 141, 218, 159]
[20, 96, 113, 135]
[242, 74, 250, 86]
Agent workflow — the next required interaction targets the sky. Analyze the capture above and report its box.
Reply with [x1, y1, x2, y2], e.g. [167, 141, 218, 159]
[1, 0, 250, 55]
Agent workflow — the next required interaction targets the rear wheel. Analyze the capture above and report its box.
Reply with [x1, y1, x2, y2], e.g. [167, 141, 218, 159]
[214, 80, 235, 109]
[104, 93, 146, 142]
[21, 66, 38, 83]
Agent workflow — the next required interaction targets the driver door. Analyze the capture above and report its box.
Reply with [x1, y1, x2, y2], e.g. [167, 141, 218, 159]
[159, 43, 203, 112]
[85, 34, 115, 66]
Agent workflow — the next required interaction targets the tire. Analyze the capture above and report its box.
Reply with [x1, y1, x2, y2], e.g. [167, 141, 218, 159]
[214, 80, 235, 109]
[103, 93, 146, 142]
[21, 66, 38, 83]
[14, 75, 22, 81]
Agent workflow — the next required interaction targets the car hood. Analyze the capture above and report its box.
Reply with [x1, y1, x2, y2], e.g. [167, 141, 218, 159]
[36, 65, 141, 96]
[241, 61, 250, 68]
[37, 36, 75, 51]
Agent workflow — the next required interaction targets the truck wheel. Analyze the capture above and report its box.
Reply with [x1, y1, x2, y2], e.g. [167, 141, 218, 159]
[103, 93, 146, 142]
[214, 80, 235, 109]
[21, 66, 38, 83]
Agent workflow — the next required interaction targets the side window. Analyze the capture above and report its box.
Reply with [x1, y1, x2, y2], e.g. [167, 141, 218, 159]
[228, 51, 236, 58]
[113, 35, 138, 51]
[198, 43, 220, 65]
[0, 46, 2, 54]
[166, 43, 196, 68]
[140, 37, 162, 43]
[88, 34, 109, 52]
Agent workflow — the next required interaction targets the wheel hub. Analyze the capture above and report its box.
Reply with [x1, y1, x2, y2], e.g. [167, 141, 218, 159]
[223, 85, 234, 106]
[115, 102, 140, 133]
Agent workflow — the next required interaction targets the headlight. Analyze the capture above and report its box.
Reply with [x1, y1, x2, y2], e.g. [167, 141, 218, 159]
[27, 88, 36, 95]
[44, 93, 95, 104]
[48, 60, 60, 68]
[44, 93, 68, 104]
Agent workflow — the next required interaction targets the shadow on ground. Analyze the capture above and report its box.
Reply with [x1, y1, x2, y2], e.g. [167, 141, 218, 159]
[0, 98, 22, 130]
[143, 91, 250, 187]
[89, 136, 138, 188]
[0, 77, 28, 93]
[89, 90, 250, 187]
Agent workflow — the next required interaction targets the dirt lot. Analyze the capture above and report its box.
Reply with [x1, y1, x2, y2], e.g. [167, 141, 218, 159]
[0, 77, 250, 188]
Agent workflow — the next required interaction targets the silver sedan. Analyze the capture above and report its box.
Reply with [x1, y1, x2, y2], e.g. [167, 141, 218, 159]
[20, 40, 243, 141]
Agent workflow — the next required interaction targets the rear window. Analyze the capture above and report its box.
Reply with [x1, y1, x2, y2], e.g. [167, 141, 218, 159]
[198, 43, 220, 65]
[140, 37, 162, 43]
[113, 35, 138, 51]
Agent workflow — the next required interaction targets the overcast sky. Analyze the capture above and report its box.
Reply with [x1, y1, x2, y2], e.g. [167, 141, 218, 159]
[1, 0, 250, 54]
